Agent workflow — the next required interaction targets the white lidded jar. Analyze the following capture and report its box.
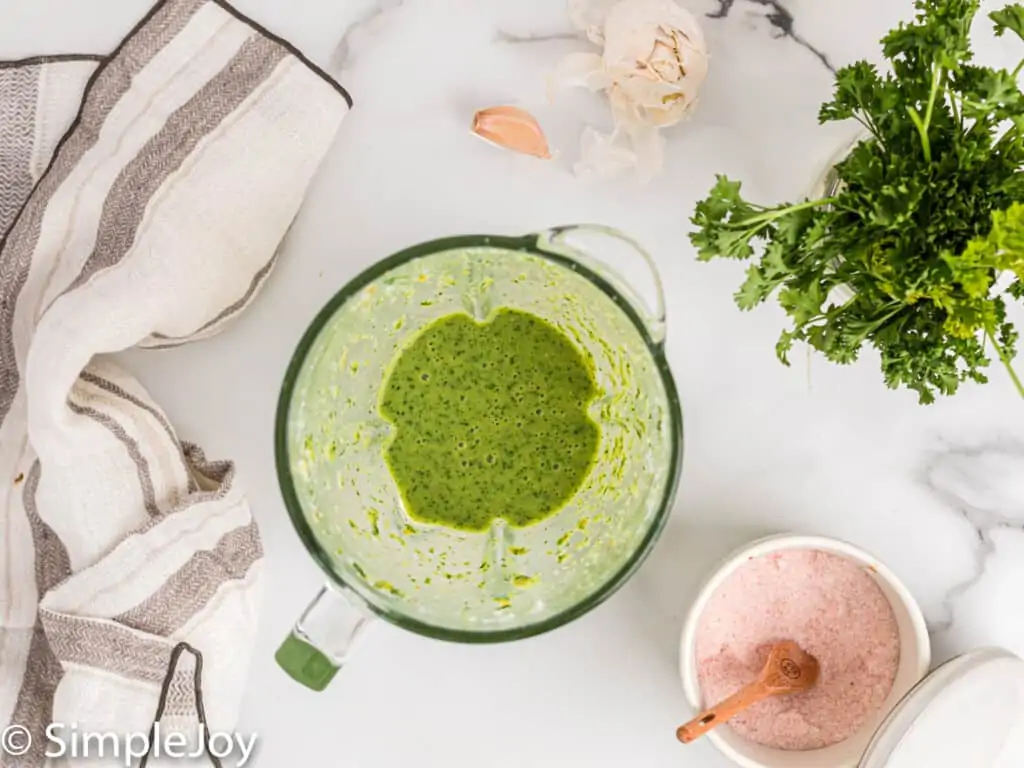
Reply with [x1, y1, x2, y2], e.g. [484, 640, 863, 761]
[859, 647, 1024, 768]
[679, 534, 1024, 768]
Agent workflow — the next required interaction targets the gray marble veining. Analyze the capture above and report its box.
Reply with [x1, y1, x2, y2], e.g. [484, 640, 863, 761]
[329, 0, 406, 73]
[707, 0, 835, 72]
[921, 440, 1024, 634]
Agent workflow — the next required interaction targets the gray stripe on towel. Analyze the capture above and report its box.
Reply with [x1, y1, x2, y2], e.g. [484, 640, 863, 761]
[64, 34, 287, 295]
[78, 371, 179, 449]
[0, 66, 40, 236]
[78, 370, 199, 493]
[8, 463, 72, 768]
[145, 247, 281, 347]
[39, 611, 172, 685]
[67, 401, 161, 518]
[115, 520, 262, 636]
[102, 444, 238, 552]
[0, 0, 206, 429]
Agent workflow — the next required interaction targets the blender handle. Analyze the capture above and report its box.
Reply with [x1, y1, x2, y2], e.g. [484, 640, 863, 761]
[275, 584, 375, 691]
[536, 224, 667, 345]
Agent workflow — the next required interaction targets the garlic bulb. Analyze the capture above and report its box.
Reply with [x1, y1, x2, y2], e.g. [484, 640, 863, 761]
[553, 0, 709, 180]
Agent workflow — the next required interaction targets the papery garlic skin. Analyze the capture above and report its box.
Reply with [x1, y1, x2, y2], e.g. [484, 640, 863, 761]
[568, 0, 619, 43]
[554, 0, 708, 180]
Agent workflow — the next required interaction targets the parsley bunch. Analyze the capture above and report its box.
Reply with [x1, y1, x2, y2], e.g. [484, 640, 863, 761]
[691, 0, 1024, 403]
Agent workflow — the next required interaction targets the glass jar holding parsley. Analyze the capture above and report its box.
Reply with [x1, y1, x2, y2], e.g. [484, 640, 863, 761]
[691, 0, 1024, 404]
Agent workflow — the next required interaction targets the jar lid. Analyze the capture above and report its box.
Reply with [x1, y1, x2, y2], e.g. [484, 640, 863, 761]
[859, 647, 1024, 768]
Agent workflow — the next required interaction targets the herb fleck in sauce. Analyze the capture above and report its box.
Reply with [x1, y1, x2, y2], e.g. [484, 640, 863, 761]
[379, 309, 600, 532]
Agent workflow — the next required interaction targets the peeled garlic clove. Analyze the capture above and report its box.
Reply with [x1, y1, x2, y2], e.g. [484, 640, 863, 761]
[471, 106, 552, 159]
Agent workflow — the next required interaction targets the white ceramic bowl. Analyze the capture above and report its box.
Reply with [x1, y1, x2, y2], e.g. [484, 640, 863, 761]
[679, 534, 931, 768]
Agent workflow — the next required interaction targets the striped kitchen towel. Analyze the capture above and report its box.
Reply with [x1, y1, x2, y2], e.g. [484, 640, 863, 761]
[0, 0, 351, 765]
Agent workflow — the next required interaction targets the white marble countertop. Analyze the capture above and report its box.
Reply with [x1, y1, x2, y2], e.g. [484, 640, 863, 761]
[4, 0, 1024, 766]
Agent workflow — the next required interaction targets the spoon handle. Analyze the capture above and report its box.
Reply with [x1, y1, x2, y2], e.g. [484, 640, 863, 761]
[676, 681, 773, 744]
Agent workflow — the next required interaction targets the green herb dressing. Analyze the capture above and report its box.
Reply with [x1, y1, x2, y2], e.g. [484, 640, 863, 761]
[379, 308, 600, 532]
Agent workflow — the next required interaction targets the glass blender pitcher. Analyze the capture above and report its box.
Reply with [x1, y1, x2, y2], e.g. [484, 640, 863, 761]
[275, 225, 683, 690]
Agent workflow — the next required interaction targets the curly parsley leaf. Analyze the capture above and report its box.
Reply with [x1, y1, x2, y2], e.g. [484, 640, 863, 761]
[991, 4, 1024, 40]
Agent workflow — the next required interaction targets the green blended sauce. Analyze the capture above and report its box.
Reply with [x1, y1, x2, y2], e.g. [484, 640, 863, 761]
[379, 308, 600, 532]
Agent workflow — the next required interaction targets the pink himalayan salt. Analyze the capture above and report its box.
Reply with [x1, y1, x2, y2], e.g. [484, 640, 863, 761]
[695, 549, 900, 751]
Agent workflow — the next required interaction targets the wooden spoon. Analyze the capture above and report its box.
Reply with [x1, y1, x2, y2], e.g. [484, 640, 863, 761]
[677, 640, 820, 744]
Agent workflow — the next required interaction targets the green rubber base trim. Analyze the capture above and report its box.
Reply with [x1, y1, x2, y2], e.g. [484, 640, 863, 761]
[276, 634, 339, 692]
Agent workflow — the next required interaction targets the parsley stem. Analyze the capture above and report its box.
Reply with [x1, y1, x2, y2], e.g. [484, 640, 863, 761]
[908, 64, 944, 164]
[853, 115, 879, 141]
[985, 325, 1024, 400]
[922, 65, 943, 138]
[858, 304, 905, 340]
[996, 125, 1020, 153]
[850, 108, 882, 145]
[907, 108, 931, 163]
[810, 302, 902, 338]
[735, 198, 835, 229]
